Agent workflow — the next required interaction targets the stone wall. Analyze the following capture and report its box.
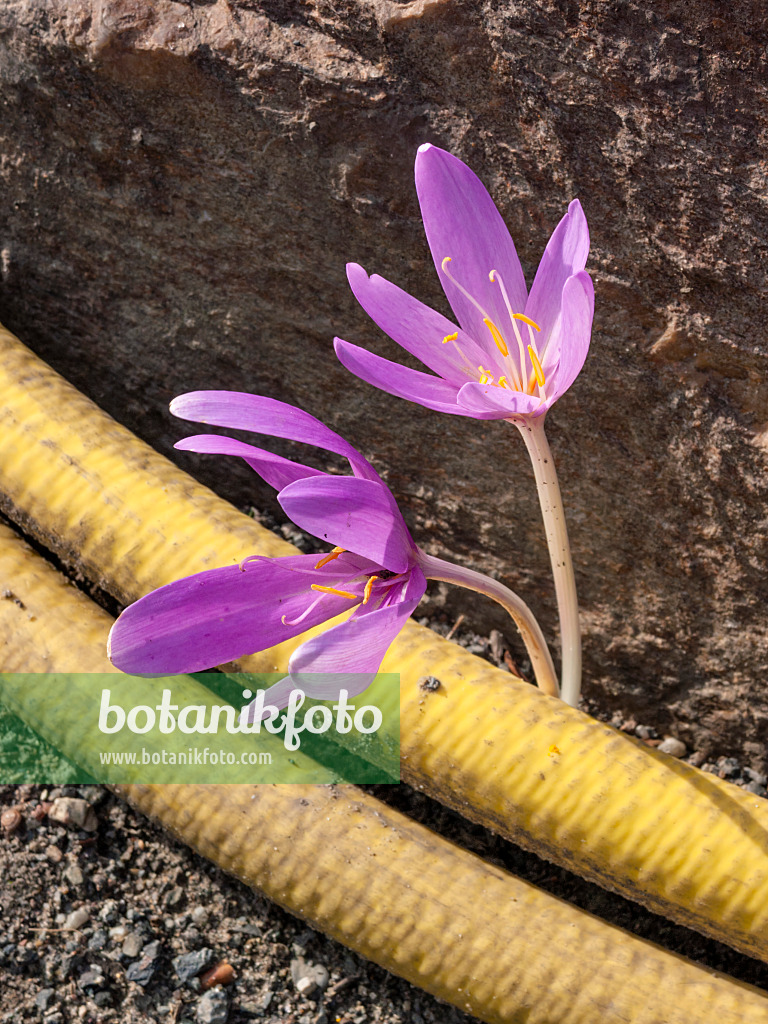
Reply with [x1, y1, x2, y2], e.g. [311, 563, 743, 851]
[1, 0, 767, 763]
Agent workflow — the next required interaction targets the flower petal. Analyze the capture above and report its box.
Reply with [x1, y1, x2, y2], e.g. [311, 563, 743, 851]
[525, 199, 590, 360]
[549, 271, 594, 401]
[415, 144, 527, 341]
[289, 587, 424, 680]
[345, 264, 488, 384]
[176, 434, 325, 491]
[107, 555, 355, 675]
[170, 392, 378, 482]
[456, 381, 545, 418]
[279, 475, 415, 573]
[335, 338, 488, 417]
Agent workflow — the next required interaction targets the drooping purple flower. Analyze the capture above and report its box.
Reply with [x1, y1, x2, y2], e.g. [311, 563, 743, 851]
[107, 393, 427, 707]
[334, 144, 594, 420]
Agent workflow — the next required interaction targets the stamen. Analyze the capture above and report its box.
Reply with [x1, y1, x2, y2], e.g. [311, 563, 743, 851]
[442, 332, 458, 344]
[478, 365, 494, 386]
[238, 554, 267, 572]
[483, 318, 509, 357]
[513, 313, 541, 332]
[497, 376, 510, 389]
[281, 593, 325, 626]
[314, 546, 345, 569]
[528, 345, 546, 387]
[311, 584, 358, 600]
[362, 577, 376, 604]
[441, 257, 493, 321]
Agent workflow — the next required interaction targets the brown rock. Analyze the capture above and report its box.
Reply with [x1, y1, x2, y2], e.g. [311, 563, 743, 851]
[0, 1, 766, 766]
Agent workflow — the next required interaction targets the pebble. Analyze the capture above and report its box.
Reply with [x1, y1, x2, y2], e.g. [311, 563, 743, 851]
[657, 737, 687, 758]
[190, 905, 210, 927]
[48, 797, 98, 832]
[45, 844, 64, 863]
[717, 756, 741, 778]
[88, 929, 109, 952]
[745, 768, 768, 787]
[63, 907, 90, 931]
[122, 931, 145, 958]
[77, 967, 106, 992]
[196, 987, 230, 1024]
[34, 988, 56, 1011]
[125, 940, 161, 987]
[63, 863, 84, 886]
[291, 957, 330, 997]
[173, 947, 216, 983]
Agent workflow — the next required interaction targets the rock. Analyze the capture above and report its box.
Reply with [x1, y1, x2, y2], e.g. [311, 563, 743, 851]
[88, 929, 109, 951]
[34, 988, 56, 1011]
[173, 948, 216, 984]
[196, 987, 229, 1024]
[291, 957, 330, 997]
[1, 2, 768, 769]
[657, 737, 687, 758]
[47, 797, 98, 832]
[121, 931, 145, 958]
[63, 863, 84, 886]
[125, 941, 162, 987]
[62, 907, 90, 931]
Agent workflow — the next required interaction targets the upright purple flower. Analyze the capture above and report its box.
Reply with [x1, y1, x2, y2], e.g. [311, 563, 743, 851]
[107, 393, 427, 708]
[334, 143, 594, 420]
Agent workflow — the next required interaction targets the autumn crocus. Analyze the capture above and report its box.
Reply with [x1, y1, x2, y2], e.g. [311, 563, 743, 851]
[108, 393, 558, 712]
[335, 145, 594, 706]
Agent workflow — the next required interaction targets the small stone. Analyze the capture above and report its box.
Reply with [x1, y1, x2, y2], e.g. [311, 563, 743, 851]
[35, 988, 56, 1011]
[88, 929, 109, 952]
[173, 948, 215, 983]
[658, 737, 687, 758]
[63, 907, 90, 931]
[688, 750, 706, 767]
[196, 986, 229, 1024]
[45, 844, 64, 863]
[125, 940, 162, 986]
[122, 932, 145, 958]
[745, 768, 768, 787]
[746, 780, 767, 796]
[417, 676, 441, 692]
[717, 756, 741, 778]
[78, 968, 106, 991]
[63, 863, 84, 886]
[291, 957, 330, 997]
[190, 906, 209, 927]
[48, 797, 98, 832]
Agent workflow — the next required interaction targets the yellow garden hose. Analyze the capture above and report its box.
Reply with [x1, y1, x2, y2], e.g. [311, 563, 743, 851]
[1, 323, 767, 963]
[1, 518, 767, 1024]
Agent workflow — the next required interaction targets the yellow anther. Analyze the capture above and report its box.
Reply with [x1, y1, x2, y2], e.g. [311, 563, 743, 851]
[362, 576, 376, 604]
[478, 365, 494, 386]
[442, 332, 458, 344]
[528, 345, 546, 387]
[314, 546, 345, 569]
[513, 313, 541, 332]
[311, 584, 357, 600]
[483, 318, 508, 357]
[441, 256, 453, 270]
[497, 376, 510, 389]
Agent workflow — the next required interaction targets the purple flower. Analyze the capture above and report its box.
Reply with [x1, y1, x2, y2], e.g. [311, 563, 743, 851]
[334, 144, 594, 419]
[107, 393, 427, 707]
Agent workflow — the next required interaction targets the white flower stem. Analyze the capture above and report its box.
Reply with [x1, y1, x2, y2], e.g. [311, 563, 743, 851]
[417, 551, 559, 699]
[510, 414, 581, 706]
